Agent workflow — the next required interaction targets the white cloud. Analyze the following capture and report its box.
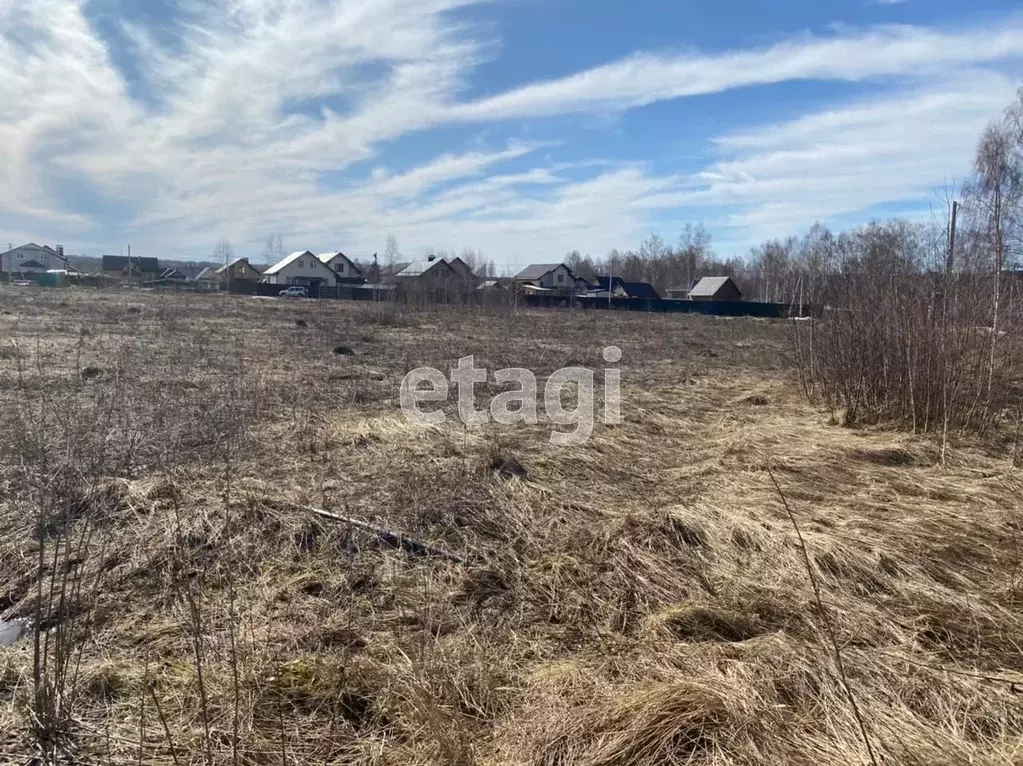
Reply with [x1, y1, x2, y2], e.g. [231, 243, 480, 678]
[1, 1, 1022, 263]
[0, 0, 135, 226]
[337, 167, 686, 267]
[366, 144, 542, 199]
[685, 70, 1018, 243]
[450, 19, 1023, 122]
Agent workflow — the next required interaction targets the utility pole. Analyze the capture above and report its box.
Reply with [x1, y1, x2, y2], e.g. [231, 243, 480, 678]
[372, 253, 379, 302]
[939, 200, 958, 328]
[938, 198, 960, 467]
[127, 244, 132, 282]
[946, 200, 958, 276]
[607, 256, 613, 310]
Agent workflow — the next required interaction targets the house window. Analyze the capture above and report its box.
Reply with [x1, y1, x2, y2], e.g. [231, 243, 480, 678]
[557, 273, 564, 283]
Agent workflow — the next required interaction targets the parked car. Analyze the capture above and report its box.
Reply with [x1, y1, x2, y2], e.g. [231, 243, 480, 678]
[278, 286, 308, 298]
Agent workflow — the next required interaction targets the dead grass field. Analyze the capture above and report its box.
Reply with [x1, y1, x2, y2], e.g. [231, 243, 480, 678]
[0, 286, 1022, 765]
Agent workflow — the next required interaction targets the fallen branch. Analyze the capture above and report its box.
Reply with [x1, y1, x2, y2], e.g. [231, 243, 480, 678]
[289, 502, 472, 565]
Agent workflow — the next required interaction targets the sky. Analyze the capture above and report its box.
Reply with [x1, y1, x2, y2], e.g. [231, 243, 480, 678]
[1, 0, 1021, 268]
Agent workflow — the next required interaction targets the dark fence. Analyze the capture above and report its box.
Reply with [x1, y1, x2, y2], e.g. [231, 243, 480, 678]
[220, 278, 804, 318]
[570, 295, 802, 318]
[227, 279, 373, 300]
[145, 279, 208, 291]
[227, 281, 325, 298]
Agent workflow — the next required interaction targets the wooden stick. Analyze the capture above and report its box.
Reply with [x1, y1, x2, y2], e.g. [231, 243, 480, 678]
[290, 503, 472, 565]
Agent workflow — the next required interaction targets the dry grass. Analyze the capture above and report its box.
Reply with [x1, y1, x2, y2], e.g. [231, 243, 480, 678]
[0, 286, 1021, 765]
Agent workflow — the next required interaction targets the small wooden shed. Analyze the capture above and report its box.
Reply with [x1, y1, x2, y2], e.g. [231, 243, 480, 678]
[688, 276, 742, 302]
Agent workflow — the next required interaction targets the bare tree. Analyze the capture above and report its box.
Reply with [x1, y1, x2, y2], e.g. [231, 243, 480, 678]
[459, 247, 483, 275]
[384, 235, 400, 269]
[262, 233, 284, 265]
[565, 250, 597, 284]
[796, 223, 835, 308]
[214, 239, 233, 267]
[677, 222, 712, 290]
[748, 238, 796, 303]
[971, 112, 1023, 401]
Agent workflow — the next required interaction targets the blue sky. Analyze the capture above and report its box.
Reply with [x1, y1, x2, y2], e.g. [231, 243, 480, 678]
[1, 0, 1021, 268]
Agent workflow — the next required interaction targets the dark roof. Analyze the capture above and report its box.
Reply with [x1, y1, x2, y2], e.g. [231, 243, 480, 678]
[515, 263, 566, 280]
[689, 276, 740, 298]
[621, 281, 660, 299]
[102, 255, 161, 274]
[594, 276, 660, 299]
[446, 257, 476, 279]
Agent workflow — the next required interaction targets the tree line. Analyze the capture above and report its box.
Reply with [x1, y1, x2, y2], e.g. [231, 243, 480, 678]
[559, 88, 1022, 306]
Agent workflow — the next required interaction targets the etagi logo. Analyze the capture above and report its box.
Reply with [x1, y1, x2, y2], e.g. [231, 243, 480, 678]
[399, 347, 623, 447]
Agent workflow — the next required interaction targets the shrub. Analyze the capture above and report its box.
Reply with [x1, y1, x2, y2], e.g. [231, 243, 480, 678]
[793, 220, 1022, 438]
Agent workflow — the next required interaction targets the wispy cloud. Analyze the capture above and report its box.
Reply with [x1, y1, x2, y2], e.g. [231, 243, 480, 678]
[450, 19, 1023, 121]
[0, 1, 1020, 262]
[689, 70, 1017, 242]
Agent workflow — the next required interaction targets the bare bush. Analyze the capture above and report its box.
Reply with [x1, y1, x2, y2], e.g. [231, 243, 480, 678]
[794, 219, 1022, 436]
[795, 94, 1023, 438]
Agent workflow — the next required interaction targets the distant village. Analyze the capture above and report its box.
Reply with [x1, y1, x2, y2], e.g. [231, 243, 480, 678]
[0, 242, 782, 315]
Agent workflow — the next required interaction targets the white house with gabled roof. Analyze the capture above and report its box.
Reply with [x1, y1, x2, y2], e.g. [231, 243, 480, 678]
[260, 251, 340, 287]
[317, 251, 362, 280]
[514, 262, 589, 292]
[2, 243, 62, 274]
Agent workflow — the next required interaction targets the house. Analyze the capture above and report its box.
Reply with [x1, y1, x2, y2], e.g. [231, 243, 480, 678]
[215, 257, 262, 284]
[687, 276, 742, 302]
[317, 252, 363, 281]
[378, 261, 411, 281]
[446, 257, 478, 283]
[260, 251, 340, 288]
[476, 278, 513, 304]
[592, 276, 661, 300]
[195, 266, 219, 283]
[2, 243, 63, 274]
[515, 263, 588, 292]
[477, 278, 511, 292]
[393, 256, 459, 288]
[102, 255, 161, 278]
[158, 268, 188, 281]
[620, 281, 660, 299]
[173, 263, 207, 280]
